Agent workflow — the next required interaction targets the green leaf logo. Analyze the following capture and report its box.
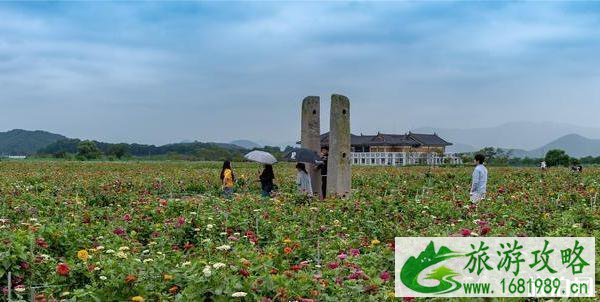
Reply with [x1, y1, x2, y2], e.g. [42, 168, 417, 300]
[400, 241, 464, 294]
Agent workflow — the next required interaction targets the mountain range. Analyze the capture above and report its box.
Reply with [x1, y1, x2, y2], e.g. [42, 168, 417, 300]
[414, 122, 600, 157]
[2, 122, 600, 158]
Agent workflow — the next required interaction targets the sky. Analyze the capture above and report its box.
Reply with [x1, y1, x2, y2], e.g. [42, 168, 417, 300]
[1, 1, 600, 145]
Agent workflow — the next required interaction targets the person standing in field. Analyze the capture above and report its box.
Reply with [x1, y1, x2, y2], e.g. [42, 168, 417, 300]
[259, 164, 275, 197]
[470, 154, 488, 203]
[220, 160, 235, 198]
[540, 161, 547, 170]
[316, 146, 328, 199]
[296, 163, 313, 196]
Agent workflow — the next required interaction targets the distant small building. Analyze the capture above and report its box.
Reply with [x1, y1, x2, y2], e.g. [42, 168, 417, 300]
[6, 155, 27, 160]
[318, 132, 461, 166]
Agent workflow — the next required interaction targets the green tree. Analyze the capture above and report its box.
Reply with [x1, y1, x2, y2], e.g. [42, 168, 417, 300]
[544, 149, 570, 167]
[77, 140, 101, 160]
[108, 143, 129, 159]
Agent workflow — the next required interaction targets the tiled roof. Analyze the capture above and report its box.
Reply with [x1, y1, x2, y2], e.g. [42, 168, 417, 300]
[317, 132, 452, 147]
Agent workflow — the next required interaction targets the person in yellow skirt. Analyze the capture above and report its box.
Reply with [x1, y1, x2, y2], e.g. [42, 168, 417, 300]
[220, 160, 235, 198]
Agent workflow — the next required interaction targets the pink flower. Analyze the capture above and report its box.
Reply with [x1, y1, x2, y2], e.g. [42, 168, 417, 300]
[328, 262, 339, 269]
[380, 271, 390, 282]
[123, 214, 132, 222]
[228, 236, 238, 241]
[460, 229, 471, 237]
[176, 216, 185, 228]
[349, 249, 360, 257]
[337, 253, 347, 260]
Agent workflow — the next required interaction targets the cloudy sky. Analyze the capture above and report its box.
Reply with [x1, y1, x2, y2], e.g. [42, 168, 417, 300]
[1, 1, 600, 145]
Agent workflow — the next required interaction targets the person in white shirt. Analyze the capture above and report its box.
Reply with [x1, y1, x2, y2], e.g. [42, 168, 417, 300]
[540, 161, 547, 170]
[470, 154, 488, 203]
[296, 163, 313, 196]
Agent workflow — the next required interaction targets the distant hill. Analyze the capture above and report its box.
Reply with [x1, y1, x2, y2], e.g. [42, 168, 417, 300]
[0, 129, 67, 155]
[525, 134, 600, 158]
[230, 139, 262, 149]
[414, 122, 600, 151]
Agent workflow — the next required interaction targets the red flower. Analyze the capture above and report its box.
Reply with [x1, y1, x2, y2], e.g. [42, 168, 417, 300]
[460, 229, 472, 237]
[239, 269, 250, 277]
[56, 263, 70, 276]
[480, 226, 492, 236]
[291, 265, 301, 271]
[36, 238, 49, 249]
[183, 242, 194, 251]
[123, 214, 132, 222]
[113, 228, 126, 236]
[125, 274, 137, 284]
[327, 262, 339, 269]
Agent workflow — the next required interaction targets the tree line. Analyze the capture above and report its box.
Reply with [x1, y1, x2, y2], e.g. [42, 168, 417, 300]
[460, 147, 598, 167]
[36, 139, 293, 161]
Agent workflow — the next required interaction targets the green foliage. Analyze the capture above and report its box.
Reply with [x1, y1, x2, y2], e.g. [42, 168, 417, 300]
[0, 129, 66, 155]
[545, 149, 571, 167]
[77, 140, 102, 160]
[107, 143, 129, 159]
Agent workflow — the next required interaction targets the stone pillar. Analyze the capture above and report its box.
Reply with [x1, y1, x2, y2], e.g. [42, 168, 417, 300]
[301, 96, 321, 197]
[327, 94, 351, 198]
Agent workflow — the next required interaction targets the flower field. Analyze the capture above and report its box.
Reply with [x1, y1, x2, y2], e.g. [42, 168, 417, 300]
[0, 161, 598, 301]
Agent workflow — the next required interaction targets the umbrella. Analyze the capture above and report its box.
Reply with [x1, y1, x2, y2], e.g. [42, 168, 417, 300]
[244, 150, 277, 165]
[283, 148, 321, 163]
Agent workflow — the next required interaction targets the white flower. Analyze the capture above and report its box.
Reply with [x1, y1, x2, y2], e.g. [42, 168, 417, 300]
[94, 266, 101, 271]
[60, 291, 70, 297]
[14, 285, 26, 293]
[118, 246, 130, 251]
[105, 249, 115, 254]
[216, 244, 231, 251]
[149, 241, 157, 246]
[143, 258, 154, 263]
[231, 292, 247, 298]
[219, 232, 227, 236]
[194, 228, 201, 232]
[182, 261, 192, 267]
[206, 224, 214, 230]
[233, 232, 240, 236]
[96, 246, 105, 250]
[203, 265, 212, 277]
[116, 251, 128, 259]
[212, 262, 226, 269]
[190, 212, 197, 215]
[100, 276, 107, 280]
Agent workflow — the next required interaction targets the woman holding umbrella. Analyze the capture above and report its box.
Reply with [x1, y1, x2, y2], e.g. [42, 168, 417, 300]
[244, 150, 278, 197]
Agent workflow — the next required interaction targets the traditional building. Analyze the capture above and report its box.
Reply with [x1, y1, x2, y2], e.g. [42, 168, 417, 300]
[318, 132, 461, 166]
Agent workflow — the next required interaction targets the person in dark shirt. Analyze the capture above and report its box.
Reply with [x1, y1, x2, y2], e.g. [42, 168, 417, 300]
[259, 164, 275, 197]
[317, 146, 328, 199]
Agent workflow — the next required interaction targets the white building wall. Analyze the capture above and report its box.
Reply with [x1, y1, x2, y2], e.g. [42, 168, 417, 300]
[351, 152, 462, 166]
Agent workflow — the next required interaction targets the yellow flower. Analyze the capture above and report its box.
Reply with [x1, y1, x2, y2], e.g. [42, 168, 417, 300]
[283, 238, 292, 244]
[131, 296, 144, 302]
[371, 239, 381, 246]
[163, 274, 174, 281]
[77, 250, 89, 262]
